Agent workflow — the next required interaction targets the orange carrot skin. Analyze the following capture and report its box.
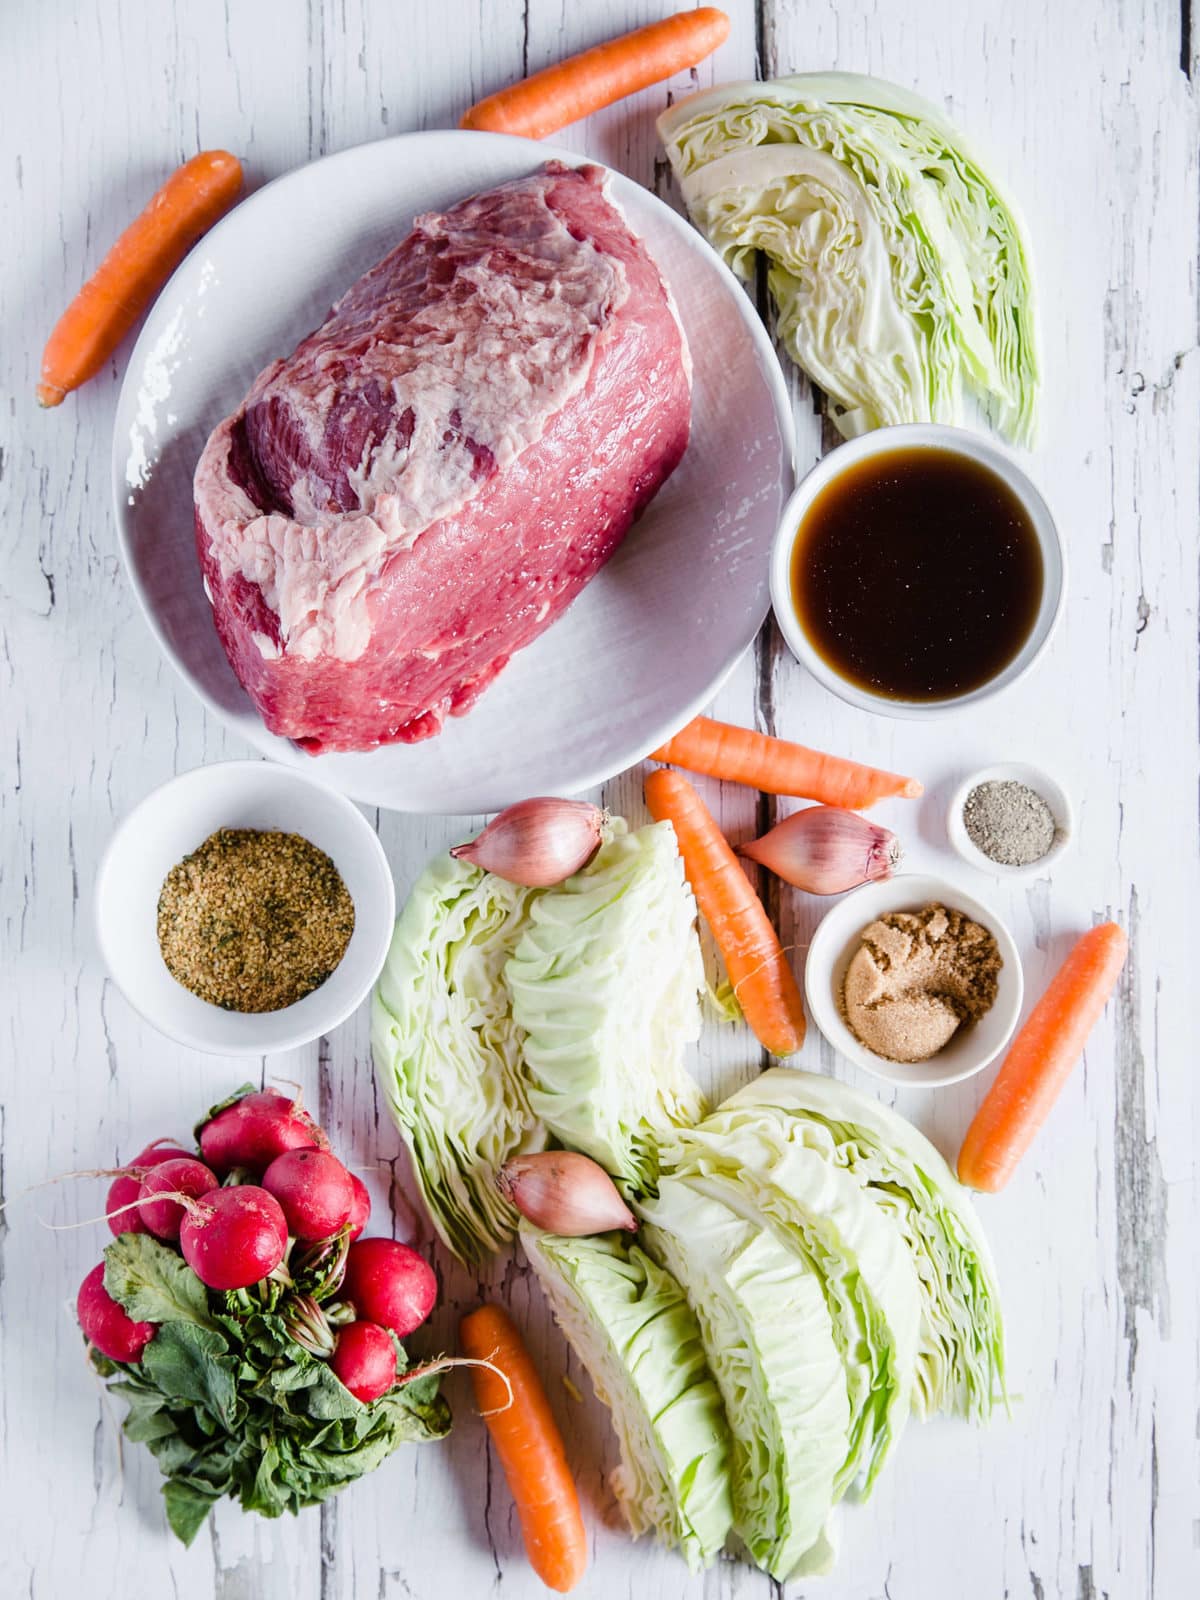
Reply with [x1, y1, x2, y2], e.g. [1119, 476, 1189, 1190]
[651, 716, 922, 810]
[646, 766, 805, 1055]
[38, 150, 243, 407]
[460, 1304, 588, 1594]
[460, 8, 730, 141]
[957, 923, 1129, 1192]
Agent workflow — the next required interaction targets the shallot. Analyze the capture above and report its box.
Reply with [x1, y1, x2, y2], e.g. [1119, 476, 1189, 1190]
[738, 805, 900, 895]
[498, 1151, 637, 1236]
[450, 798, 605, 887]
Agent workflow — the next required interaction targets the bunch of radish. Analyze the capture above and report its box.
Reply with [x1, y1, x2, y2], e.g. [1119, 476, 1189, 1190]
[77, 1088, 436, 1403]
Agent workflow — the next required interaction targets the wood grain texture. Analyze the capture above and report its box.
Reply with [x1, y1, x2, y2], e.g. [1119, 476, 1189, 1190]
[1, 1, 1196, 1595]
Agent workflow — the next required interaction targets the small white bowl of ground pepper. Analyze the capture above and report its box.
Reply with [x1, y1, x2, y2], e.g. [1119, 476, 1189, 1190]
[947, 763, 1072, 878]
[94, 762, 395, 1055]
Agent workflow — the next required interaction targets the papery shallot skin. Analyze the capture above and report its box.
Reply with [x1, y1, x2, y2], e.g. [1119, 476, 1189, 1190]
[193, 162, 692, 754]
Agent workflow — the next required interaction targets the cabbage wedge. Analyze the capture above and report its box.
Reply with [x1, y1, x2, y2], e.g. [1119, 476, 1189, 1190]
[722, 1069, 1006, 1420]
[371, 855, 542, 1263]
[522, 1228, 733, 1570]
[639, 1176, 849, 1578]
[373, 818, 707, 1260]
[659, 74, 1038, 444]
[662, 1111, 922, 1497]
[507, 821, 706, 1191]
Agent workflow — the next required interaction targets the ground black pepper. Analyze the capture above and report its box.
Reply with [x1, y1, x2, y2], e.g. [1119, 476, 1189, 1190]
[156, 828, 355, 1012]
[962, 779, 1057, 867]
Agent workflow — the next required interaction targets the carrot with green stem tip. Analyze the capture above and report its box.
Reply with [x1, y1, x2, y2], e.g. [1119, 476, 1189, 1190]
[38, 150, 243, 408]
[957, 922, 1129, 1192]
[460, 1303, 587, 1594]
[651, 715, 922, 810]
[460, 7, 730, 141]
[645, 766, 806, 1055]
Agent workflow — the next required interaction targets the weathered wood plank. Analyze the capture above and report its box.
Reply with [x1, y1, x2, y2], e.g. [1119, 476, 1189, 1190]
[0, 1, 1196, 1597]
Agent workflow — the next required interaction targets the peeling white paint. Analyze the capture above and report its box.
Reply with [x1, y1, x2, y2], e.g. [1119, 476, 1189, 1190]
[0, 2, 1196, 1598]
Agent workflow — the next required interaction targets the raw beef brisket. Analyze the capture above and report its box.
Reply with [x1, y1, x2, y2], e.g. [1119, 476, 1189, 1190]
[193, 162, 691, 752]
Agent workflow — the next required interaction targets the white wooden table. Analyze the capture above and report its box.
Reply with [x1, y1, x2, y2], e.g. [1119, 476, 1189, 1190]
[3, 2, 1197, 1595]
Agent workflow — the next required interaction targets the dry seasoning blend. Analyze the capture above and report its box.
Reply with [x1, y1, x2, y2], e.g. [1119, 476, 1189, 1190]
[842, 903, 1001, 1064]
[962, 778, 1057, 867]
[157, 828, 355, 1012]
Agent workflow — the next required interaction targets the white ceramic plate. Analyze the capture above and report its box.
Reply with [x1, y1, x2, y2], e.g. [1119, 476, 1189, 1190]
[112, 131, 793, 814]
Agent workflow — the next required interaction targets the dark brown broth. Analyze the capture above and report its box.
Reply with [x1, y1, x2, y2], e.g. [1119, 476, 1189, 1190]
[790, 447, 1044, 701]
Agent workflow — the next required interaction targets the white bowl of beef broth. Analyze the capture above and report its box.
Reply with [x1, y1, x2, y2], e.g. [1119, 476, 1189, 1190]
[770, 424, 1066, 718]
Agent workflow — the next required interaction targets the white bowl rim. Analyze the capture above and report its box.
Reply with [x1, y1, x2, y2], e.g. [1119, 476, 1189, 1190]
[93, 760, 396, 1056]
[803, 871, 1024, 1088]
[770, 422, 1067, 720]
[945, 761, 1074, 878]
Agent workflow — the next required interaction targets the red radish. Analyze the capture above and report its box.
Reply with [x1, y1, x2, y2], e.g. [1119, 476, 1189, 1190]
[330, 1321, 398, 1402]
[133, 1140, 195, 1165]
[198, 1090, 327, 1176]
[179, 1185, 288, 1291]
[343, 1238, 436, 1338]
[106, 1143, 195, 1237]
[77, 1264, 156, 1363]
[346, 1173, 371, 1241]
[262, 1149, 354, 1242]
[137, 1157, 217, 1241]
[106, 1172, 149, 1236]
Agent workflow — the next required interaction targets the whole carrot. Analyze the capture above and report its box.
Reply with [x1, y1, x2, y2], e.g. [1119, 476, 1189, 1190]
[957, 922, 1129, 1192]
[38, 150, 243, 407]
[460, 7, 730, 141]
[646, 766, 806, 1055]
[460, 1303, 587, 1594]
[651, 715, 922, 810]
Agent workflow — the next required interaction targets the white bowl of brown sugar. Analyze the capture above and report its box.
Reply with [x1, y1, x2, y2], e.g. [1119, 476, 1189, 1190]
[804, 874, 1024, 1089]
[94, 762, 395, 1055]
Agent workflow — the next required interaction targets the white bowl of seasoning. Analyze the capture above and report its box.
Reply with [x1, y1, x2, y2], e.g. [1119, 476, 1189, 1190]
[804, 874, 1024, 1089]
[94, 762, 396, 1056]
[947, 762, 1072, 878]
[770, 423, 1066, 719]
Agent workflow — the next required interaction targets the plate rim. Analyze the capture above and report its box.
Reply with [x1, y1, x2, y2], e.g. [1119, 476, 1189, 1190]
[110, 127, 796, 813]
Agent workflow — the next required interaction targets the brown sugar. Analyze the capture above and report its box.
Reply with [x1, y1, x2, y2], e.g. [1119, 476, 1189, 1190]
[842, 902, 1001, 1064]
